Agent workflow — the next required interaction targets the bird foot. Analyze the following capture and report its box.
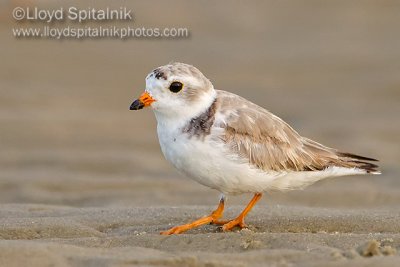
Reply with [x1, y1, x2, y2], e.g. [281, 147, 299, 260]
[160, 194, 261, 235]
[218, 217, 247, 231]
[161, 199, 225, 235]
[160, 214, 218, 235]
[160, 225, 190, 235]
[222, 217, 247, 232]
[210, 220, 229, 225]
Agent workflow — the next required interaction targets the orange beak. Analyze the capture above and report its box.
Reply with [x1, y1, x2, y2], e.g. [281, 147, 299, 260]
[129, 91, 156, 110]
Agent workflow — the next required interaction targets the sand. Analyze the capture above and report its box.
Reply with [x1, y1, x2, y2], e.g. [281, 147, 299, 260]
[1, 1, 400, 266]
[1, 204, 399, 267]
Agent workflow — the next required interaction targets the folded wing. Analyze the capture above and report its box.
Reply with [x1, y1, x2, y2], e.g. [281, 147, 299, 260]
[215, 90, 379, 174]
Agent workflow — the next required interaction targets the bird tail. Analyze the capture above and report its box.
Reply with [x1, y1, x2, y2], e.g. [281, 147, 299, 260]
[335, 152, 380, 174]
[301, 138, 380, 174]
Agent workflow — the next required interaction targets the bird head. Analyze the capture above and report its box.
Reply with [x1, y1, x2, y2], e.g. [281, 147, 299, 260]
[130, 62, 216, 122]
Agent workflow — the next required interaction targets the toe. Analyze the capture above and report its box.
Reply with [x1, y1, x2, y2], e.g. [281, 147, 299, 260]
[160, 229, 173, 235]
[160, 226, 182, 235]
[222, 219, 247, 231]
[210, 220, 229, 225]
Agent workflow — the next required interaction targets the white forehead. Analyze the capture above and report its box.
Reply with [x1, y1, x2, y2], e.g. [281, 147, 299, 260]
[145, 75, 164, 91]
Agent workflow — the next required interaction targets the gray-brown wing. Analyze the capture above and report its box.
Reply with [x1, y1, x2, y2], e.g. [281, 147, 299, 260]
[215, 90, 379, 173]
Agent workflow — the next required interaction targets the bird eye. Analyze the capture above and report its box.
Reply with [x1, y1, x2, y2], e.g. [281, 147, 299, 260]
[169, 81, 183, 93]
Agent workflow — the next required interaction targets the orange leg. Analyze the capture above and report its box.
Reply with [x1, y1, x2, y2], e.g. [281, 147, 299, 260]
[160, 196, 225, 235]
[216, 193, 262, 231]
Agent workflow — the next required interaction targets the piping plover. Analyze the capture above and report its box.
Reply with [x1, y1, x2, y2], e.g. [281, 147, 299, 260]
[130, 62, 380, 235]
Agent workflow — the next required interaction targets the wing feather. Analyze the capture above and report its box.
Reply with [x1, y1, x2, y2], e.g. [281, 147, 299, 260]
[215, 90, 379, 173]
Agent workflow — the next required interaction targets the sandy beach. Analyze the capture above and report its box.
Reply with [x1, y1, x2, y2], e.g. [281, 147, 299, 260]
[1, 204, 399, 266]
[1, 1, 399, 266]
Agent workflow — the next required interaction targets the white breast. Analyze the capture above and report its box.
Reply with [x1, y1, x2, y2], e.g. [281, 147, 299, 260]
[157, 121, 221, 190]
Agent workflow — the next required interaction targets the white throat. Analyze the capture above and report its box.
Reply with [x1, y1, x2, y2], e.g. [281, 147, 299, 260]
[153, 90, 217, 127]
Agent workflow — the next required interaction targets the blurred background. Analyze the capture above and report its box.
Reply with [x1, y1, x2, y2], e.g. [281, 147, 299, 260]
[1, 0, 399, 208]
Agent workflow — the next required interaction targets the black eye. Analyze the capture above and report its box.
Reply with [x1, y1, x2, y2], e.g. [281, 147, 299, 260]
[169, 81, 183, 93]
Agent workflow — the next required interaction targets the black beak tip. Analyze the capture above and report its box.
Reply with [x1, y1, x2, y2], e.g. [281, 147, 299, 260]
[130, 99, 144, 110]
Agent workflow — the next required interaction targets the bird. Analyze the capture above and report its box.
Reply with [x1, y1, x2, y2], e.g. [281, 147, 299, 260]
[129, 62, 380, 235]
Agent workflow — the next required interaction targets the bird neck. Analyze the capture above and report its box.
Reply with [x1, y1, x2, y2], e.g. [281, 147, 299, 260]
[154, 90, 217, 129]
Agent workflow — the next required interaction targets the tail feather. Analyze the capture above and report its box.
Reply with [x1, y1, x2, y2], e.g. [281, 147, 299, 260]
[336, 152, 380, 174]
[302, 138, 381, 174]
[336, 152, 378, 162]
